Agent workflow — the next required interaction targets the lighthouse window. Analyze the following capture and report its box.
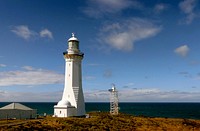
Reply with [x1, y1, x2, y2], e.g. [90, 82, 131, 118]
[60, 111, 61, 114]
[69, 64, 70, 66]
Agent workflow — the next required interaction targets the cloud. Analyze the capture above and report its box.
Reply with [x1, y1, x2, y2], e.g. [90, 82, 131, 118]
[189, 60, 200, 66]
[0, 66, 64, 86]
[84, 76, 96, 80]
[84, 89, 109, 102]
[0, 90, 62, 102]
[84, 88, 200, 102]
[179, 71, 189, 75]
[11, 25, 53, 40]
[0, 90, 6, 94]
[119, 89, 200, 102]
[154, 3, 168, 14]
[40, 29, 53, 39]
[0, 64, 6, 67]
[103, 69, 112, 78]
[174, 45, 190, 57]
[1, 87, 200, 102]
[179, 0, 198, 24]
[181, 72, 200, 80]
[83, 0, 142, 18]
[179, 71, 192, 78]
[194, 73, 200, 80]
[11, 25, 36, 40]
[98, 18, 161, 51]
[87, 63, 104, 66]
[22, 66, 35, 71]
[123, 83, 135, 88]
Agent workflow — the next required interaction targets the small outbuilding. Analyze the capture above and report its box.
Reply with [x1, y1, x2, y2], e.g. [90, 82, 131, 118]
[0, 102, 37, 119]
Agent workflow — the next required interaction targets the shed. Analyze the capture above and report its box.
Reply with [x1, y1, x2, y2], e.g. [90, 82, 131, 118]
[0, 102, 37, 119]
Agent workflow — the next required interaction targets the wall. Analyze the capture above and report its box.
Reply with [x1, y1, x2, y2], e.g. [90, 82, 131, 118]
[0, 109, 37, 119]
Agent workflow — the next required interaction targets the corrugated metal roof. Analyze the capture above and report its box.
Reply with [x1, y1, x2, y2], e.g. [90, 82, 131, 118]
[0, 103, 33, 110]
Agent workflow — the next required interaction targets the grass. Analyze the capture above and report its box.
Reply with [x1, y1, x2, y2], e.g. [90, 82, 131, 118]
[1, 112, 200, 130]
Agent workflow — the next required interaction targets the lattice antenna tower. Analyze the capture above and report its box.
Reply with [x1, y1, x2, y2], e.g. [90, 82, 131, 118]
[108, 84, 119, 115]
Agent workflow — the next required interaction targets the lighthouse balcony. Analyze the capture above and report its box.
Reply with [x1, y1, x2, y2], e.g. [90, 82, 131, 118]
[63, 51, 84, 56]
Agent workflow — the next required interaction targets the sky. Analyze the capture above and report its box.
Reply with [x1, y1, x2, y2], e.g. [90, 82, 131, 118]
[0, 0, 200, 102]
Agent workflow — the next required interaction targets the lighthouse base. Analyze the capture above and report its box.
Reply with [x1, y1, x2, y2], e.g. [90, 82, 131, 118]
[54, 105, 76, 117]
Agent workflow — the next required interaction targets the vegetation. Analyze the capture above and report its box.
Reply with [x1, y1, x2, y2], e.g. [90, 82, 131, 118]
[1, 112, 200, 130]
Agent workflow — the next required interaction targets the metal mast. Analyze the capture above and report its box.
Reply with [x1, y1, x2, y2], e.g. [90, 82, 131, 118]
[108, 84, 119, 115]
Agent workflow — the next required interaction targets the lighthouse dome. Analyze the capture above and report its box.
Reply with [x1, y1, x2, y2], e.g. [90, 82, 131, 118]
[68, 33, 79, 42]
[57, 100, 71, 107]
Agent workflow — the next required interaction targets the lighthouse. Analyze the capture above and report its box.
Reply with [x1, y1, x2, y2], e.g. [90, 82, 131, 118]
[54, 33, 85, 117]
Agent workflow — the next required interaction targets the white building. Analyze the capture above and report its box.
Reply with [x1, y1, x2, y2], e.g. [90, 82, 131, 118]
[54, 33, 85, 117]
[0, 103, 37, 119]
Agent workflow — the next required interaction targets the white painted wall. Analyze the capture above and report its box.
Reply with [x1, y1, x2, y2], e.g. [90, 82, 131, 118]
[54, 106, 76, 117]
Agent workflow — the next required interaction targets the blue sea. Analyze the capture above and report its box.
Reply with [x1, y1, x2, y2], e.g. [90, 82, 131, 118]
[0, 102, 200, 120]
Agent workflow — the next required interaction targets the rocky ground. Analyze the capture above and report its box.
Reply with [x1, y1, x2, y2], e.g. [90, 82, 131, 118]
[1, 112, 200, 131]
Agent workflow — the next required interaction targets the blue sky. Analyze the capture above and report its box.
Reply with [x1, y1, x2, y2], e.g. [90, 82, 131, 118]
[0, 0, 200, 102]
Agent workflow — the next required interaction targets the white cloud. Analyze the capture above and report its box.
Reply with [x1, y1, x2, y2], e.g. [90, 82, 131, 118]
[84, 76, 96, 80]
[87, 63, 104, 66]
[99, 18, 161, 51]
[22, 66, 35, 71]
[123, 83, 135, 88]
[40, 29, 53, 39]
[189, 60, 200, 66]
[154, 3, 168, 14]
[11, 25, 53, 40]
[11, 25, 36, 40]
[0, 66, 64, 86]
[174, 45, 190, 57]
[84, 89, 109, 102]
[179, 0, 196, 14]
[0, 91, 62, 102]
[126, 89, 200, 102]
[0, 64, 6, 67]
[103, 69, 112, 78]
[179, 0, 198, 24]
[83, 0, 142, 18]
[1, 87, 200, 102]
[179, 71, 191, 77]
[84, 88, 200, 102]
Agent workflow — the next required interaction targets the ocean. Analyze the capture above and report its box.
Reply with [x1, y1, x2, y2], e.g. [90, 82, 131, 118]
[0, 102, 200, 119]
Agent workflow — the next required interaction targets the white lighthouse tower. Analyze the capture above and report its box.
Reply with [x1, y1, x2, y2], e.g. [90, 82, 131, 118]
[54, 33, 85, 117]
